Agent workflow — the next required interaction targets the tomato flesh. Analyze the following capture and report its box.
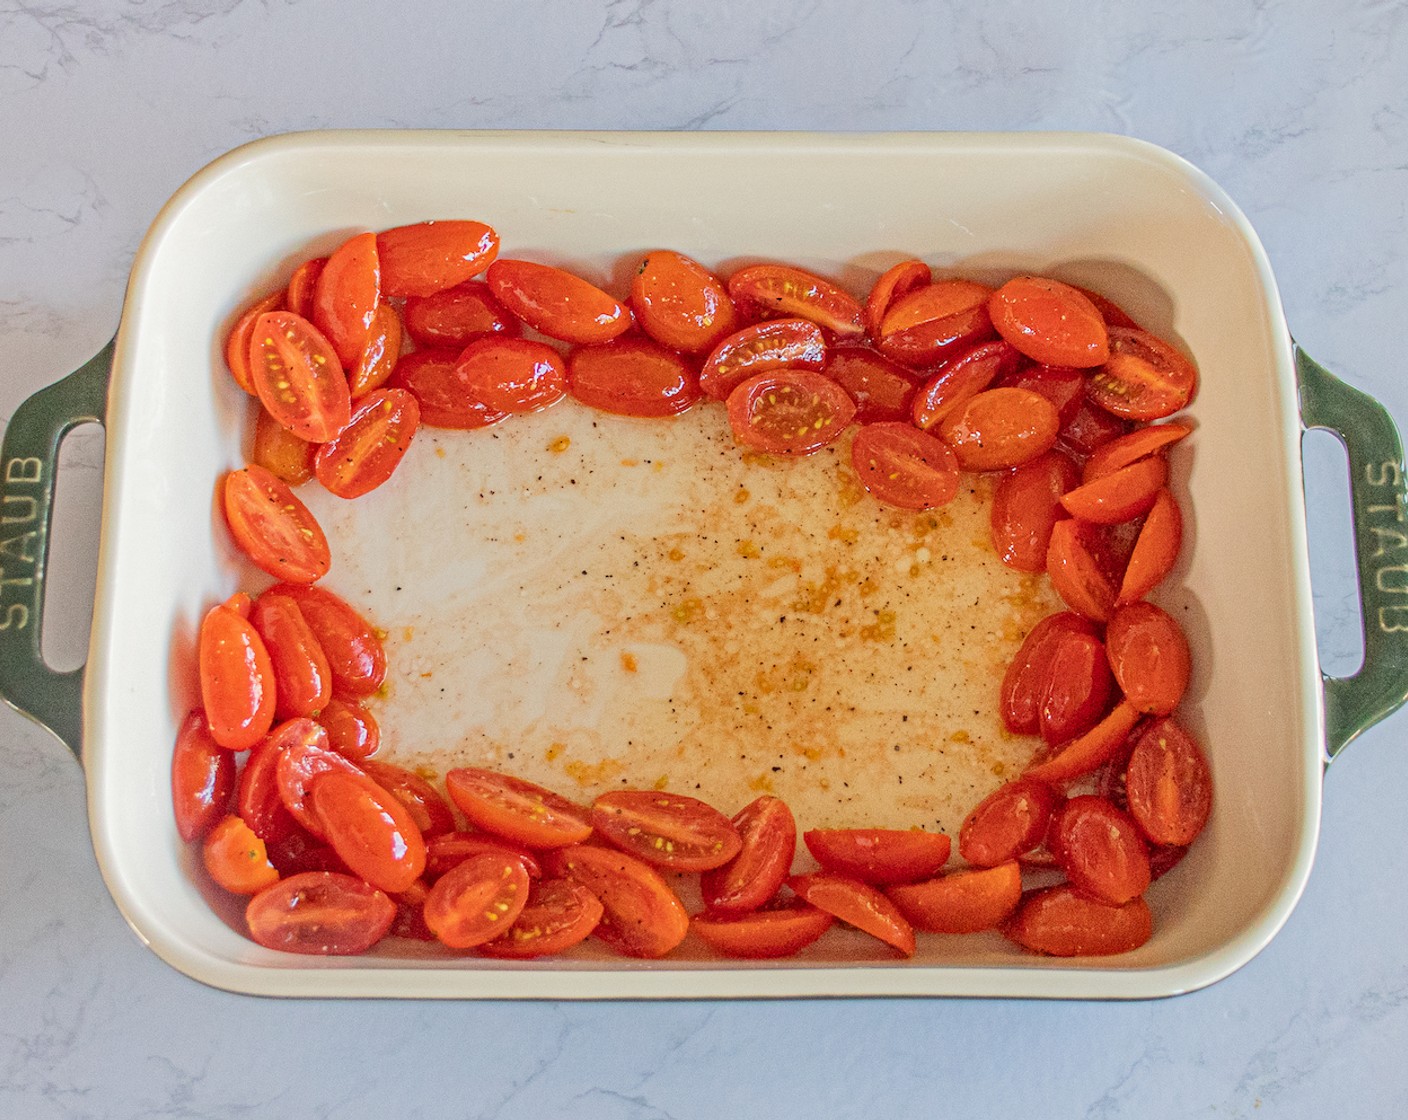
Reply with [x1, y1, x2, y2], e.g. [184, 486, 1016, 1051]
[851, 422, 960, 510]
[725, 370, 856, 456]
[864, 259, 930, 338]
[425, 831, 543, 882]
[360, 759, 457, 839]
[246, 871, 395, 955]
[248, 311, 351, 443]
[544, 844, 690, 958]
[699, 795, 797, 914]
[1105, 602, 1191, 716]
[1002, 884, 1153, 957]
[223, 465, 331, 584]
[911, 340, 1024, 431]
[1048, 795, 1151, 905]
[787, 872, 915, 956]
[313, 388, 420, 499]
[823, 345, 919, 424]
[886, 861, 1023, 934]
[591, 790, 742, 872]
[1125, 718, 1212, 847]
[1000, 612, 1099, 736]
[271, 717, 362, 835]
[1118, 488, 1183, 605]
[728, 263, 864, 337]
[1060, 456, 1168, 524]
[225, 291, 284, 395]
[631, 250, 740, 354]
[990, 449, 1080, 572]
[348, 303, 404, 397]
[422, 851, 531, 948]
[203, 815, 280, 894]
[698, 318, 826, 401]
[444, 767, 593, 848]
[478, 877, 604, 959]
[939, 387, 1060, 471]
[252, 407, 316, 485]
[958, 779, 1060, 867]
[877, 279, 995, 368]
[1088, 327, 1198, 420]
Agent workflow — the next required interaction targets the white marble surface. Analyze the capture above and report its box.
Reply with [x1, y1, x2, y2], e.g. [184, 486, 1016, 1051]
[2, 1, 1407, 1116]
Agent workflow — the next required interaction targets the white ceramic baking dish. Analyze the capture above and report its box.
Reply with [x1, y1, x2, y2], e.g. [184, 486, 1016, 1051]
[3, 131, 1405, 999]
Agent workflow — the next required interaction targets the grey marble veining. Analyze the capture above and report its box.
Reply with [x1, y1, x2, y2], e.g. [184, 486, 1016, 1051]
[3, 1, 1407, 1117]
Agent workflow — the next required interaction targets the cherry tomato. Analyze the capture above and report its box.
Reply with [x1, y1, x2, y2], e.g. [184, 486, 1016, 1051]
[1117, 488, 1183, 605]
[222, 465, 331, 584]
[425, 831, 542, 882]
[248, 311, 352, 443]
[1088, 327, 1198, 421]
[886, 861, 1023, 934]
[485, 259, 631, 345]
[264, 827, 346, 878]
[268, 584, 386, 697]
[698, 319, 827, 401]
[317, 696, 379, 761]
[1105, 602, 1191, 716]
[725, 370, 856, 456]
[198, 598, 276, 751]
[1083, 421, 1192, 483]
[237, 740, 299, 845]
[389, 348, 508, 430]
[989, 276, 1109, 367]
[314, 388, 420, 499]
[543, 843, 690, 958]
[850, 422, 960, 510]
[567, 337, 701, 418]
[202, 814, 280, 894]
[1125, 718, 1212, 846]
[444, 767, 593, 848]
[911, 341, 1025, 431]
[1049, 795, 1150, 905]
[1061, 456, 1167, 524]
[1046, 517, 1117, 622]
[376, 220, 499, 299]
[284, 257, 326, 321]
[171, 710, 236, 842]
[787, 872, 915, 956]
[803, 828, 951, 885]
[876, 279, 996, 369]
[692, 903, 835, 959]
[1000, 612, 1099, 735]
[590, 790, 742, 872]
[225, 291, 284, 395]
[271, 717, 362, 835]
[347, 303, 404, 397]
[360, 759, 457, 839]
[310, 769, 427, 893]
[248, 592, 331, 720]
[864, 259, 930, 339]
[252, 407, 316, 485]
[403, 279, 520, 350]
[1001, 884, 1153, 957]
[1073, 286, 1140, 330]
[939, 387, 1059, 471]
[998, 363, 1086, 426]
[727, 263, 864, 337]
[478, 877, 605, 959]
[453, 337, 567, 415]
[245, 871, 395, 955]
[1058, 399, 1130, 461]
[958, 779, 1060, 867]
[388, 877, 436, 941]
[823, 345, 919, 424]
[630, 250, 740, 354]
[699, 794, 797, 914]
[1036, 626, 1114, 745]
[311, 231, 380, 368]
[1023, 700, 1139, 784]
[990, 449, 1080, 571]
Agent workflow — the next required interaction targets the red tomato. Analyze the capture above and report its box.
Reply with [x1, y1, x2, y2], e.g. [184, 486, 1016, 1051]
[1036, 626, 1114, 745]
[803, 828, 951, 885]
[990, 450, 1080, 571]
[388, 878, 436, 941]
[1046, 518, 1117, 622]
[787, 872, 915, 956]
[939, 387, 1059, 471]
[876, 279, 996, 368]
[543, 844, 690, 958]
[1060, 456, 1167, 524]
[699, 794, 797, 914]
[1125, 718, 1212, 847]
[1105, 602, 1191, 716]
[851, 422, 960, 510]
[198, 599, 276, 751]
[313, 388, 420, 499]
[222, 465, 331, 584]
[997, 363, 1085, 426]
[249, 592, 331, 720]
[1001, 884, 1153, 957]
[1023, 700, 1139, 784]
[454, 337, 567, 415]
[698, 319, 827, 401]
[264, 827, 347, 878]
[692, 903, 834, 959]
[886, 861, 1023, 934]
[225, 291, 284, 395]
[567, 337, 701, 418]
[1058, 399, 1130, 461]
[444, 767, 592, 848]
[360, 759, 457, 839]
[725, 370, 856, 456]
[271, 717, 362, 835]
[237, 740, 298, 845]
[248, 311, 351, 443]
[310, 769, 427, 893]
[958, 779, 1060, 867]
[1088, 327, 1198, 420]
[425, 831, 542, 882]
[1117, 488, 1183, 605]
[202, 814, 280, 894]
[389, 348, 508, 430]
[478, 877, 605, 959]
[268, 584, 386, 697]
[171, 710, 236, 842]
[864, 259, 931, 338]
[486, 259, 631, 345]
[252, 407, 316, 486]
[823, 345, 919, 424]
[317, 696, 380, 761]
[376, 220, 499, 299]
[312, 231, 380, 368]
[727, 263, 864, 337]
[590, 790, 743, 872]
[630, 250, 740, 354]
[285, 258, 326, 321]
[245, 871, 395, 955]
[988, 276, 1109, 367]
[403, 280, 520, 350]
[911, 340, 1025, 431]
[1083, 421, 1192, 483]
[1000, 612, 1099, 735]
[1049, 795, 1151, 905]
[1073, 286, 1140, 330]
[347, 304, 404, 397]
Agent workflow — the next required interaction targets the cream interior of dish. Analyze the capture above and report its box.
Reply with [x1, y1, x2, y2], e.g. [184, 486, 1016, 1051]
[299, 402, 1061, 837]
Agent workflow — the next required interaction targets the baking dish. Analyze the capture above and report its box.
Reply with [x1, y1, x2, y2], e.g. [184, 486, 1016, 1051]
[2, 130, 1405, 999]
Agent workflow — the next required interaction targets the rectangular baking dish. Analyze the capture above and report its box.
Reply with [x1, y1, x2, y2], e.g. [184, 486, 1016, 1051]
[3, 131, 1406, 999]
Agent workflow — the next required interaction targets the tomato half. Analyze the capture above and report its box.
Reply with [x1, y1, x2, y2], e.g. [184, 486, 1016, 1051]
[957, 778, 1060, 867]
[249, 591, 331, 720]
[285, 258, 326, 321]
[1058, 399, 1130, 461]
[1046, 518, 1117, 622]
[347, 304, 404, 397]
[727, 263, 864, 337]
[567, 337, 701, 418]
[360, 759, 457, 839]
[312, 231, 380, 368]
[252, 407, 316, 485]
[699, 794, 797, 914]
[1048, 795, 1150, 905]
[310, 769, 427, 894]
[403, 279, 520, 350]
[171, 710, 236, 842]
[313, 388, 420, 499]
[886, 861, 1023, 934]
[248, 311, 352, 443]
[787, 872, 915, 956]
[485, 259, 631, 345]
[850, 422, 960, 510]
[1002, 885, 1153, 957]
[376, 220, 499, 299]
[630, 250, 740, 354]
[1000, 611, 1099, 735]
[938, 387, 1059, 471]
[876, 279, 996, 368]
[425, 832, 542, 882]
[225, 291, 284, 395]
[223, 465, 331, 584]
[245, 871, 395, 955]
[803, 828, 951, 885]
[202, 814, 280, 894]
[1117, 488, 1183, 605]
[698, 319, 827, 401]
[1125, 718, 1212, 847]
[1104, 602, 1191, 716]
[1060, 456, 1167, 524]
[1083, 421, 1192, 483]
[269, 717, 361, 836]
[911, 340, 1025, 431]
[267, 584, 386, 697]
[990, 449, 1080, 572]
[823, 346, 919, 424]
[1036, 625, 1114, 745]
[317, 696, 380, 761]
[1088, 327, 1198, 421]
[478, 877, 604, 958]
[198, 599, 276, 751]
[454, 337, 567, 415]
[591, 790, 742, 871]
[864, 259, 930, 338]
[726, 370, 856, 456]
[997, 363, 1086, 427]
[692, 903, 834, 959]
[389, 348, 508, 430]
[543, 844, 690, 958]
[444, 767, 593, 848]
[988, 276, 1109, 368]
[237, 741, 298, 845]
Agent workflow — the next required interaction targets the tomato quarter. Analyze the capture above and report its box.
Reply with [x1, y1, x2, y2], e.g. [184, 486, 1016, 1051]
[886, 862, 1023, 934]
[787, 871, 915, 956]
[692, 904, 835, 959]
[803, 828, 951, 885]
[1002, 884, 1153, 957]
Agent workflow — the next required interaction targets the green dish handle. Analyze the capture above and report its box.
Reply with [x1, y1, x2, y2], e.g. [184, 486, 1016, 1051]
[0, 340, 112, 761]
[1297, 346, 1408, 761]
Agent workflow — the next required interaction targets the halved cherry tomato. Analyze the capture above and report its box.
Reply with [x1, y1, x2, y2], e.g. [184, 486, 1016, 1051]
[911, 340, 1025, 431]
[248, 311, 351, 442]
[567, 337, 701, 418]
[478, 877, 604, 958]
[203, 814, 280, 894]
[453, 337, 567, 415]
[272, 719, 362, 834]
[699, 794, 797, 914]
[692, 903, 835, 959]
[850, 422, 960, 510]
[803, 828, 951, 885]
[485, 259, 631, 345]
[309, 769, 427, 893]
[360, 759, 457, 839]
[312, 231, 380, 368]
[267, 584, 386, 697]
[728, 263, 864, 337]
[591, 790, 742, 872]
[988, 276, 1109, 367]
[444, 767, 593, 848]
[990, 449, 1080, 571]
[1000, 612, 1099, 735]
[249, 592, 331, 720]
[199, 598, 276, 751]
[425, 831, 542, 882]
[958, 778, 1060, 867]
[237, 740, 298, 845]
[347, 304, 404, 397]
[1088, 327, 1198, 420]
[1117, 488, 1183, 605]
[1023, 700, 1139, 784]
[389, 348, 508, 430]
[1058, 399, 1130, 460]
[252, 407, 316, 485]
[1046, 517, 1117, 622]
[543, 844, 690, 958]
[171, 710, 236, 842]
[630, 250, 740, 354]
[223, 464, 331, 584]
[246, 871, 395, 955]
[1001, 884, 1152, 956]
[698, 319, 827, 401]
[264, 827, 346, 877]
[314, 388, 420, 499]
[823, 345, 918, 424]
[876, 279, 995, 369]
[317, 696, 379, 761]
[403, 280, 520, 350]
[726, 370, 856, 456]
[1125, 718, 1212, 847]
[1036, 626, 1114, 745]
[997, 364, 1085, 427]
[1049, 795, 1150, 905]
[284, 258, 326, 321]
[939, 387, 1060, 471]
[1105, 602, 1191, 716]
[1060, 456, 1167, 524]
[787, 872, 915, 956]
[864, 259, 930, 338]
[886, 861, 1023, 933]
[225, 291, 284, 395]
[376, 220, 499, 299]
[1083, 421, 1192, 483]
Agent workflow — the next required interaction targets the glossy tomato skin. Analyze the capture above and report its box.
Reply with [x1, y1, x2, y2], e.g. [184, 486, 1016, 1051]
[248, 311, 352, 443]
[222, 465, 331, 584]
[1118, 488, 1183, 605]
[803, 828, 952, 885]
[252, 407, 316, 485]
[1058, 399, 1130, 462]
[851, 422, 960, 510]
[1037, 626, 1114, 745]
[1000, 611, 1099, 735]
[376, 220, 499, 299]
[698, 318, 826, 401]
[1083, 422, 1192, 483]
[1049, 795, 1151, 905]
[1023, 700, 1140, 785]
[267, 584, 386, 697]
[271, 717, 361, 836]
[699, 795, 797, 914]
[198, 599, 276, 751]
[202, 815, 280, 894]
[454, 337, 567, 415]
[988, 276, 1109, 368]
[886, 861, 1023, 934]
[692, 903, 834, 959]
[225, 291, 284, 395]
[911, 340, 1025, 431]
[787, 872, 915, 956]
[1046, 518, 1117, 622]
[285, 258, 326, 321]
[990, 449, 1080, 572]
[311, 769, 427, 894]
[237, 740, 299, 845]
[1104, 602, 1191, 716]
[567, 337, 701, 417]
[360, 759, 457, 839]
[727, 263, 864, 337]
[403, 279, 519, 350]
[631, 250, 740, 354]
[958, 778, 1060, 867]
[726, 369, 856, 456]
[313, 388, 420, 499]
[864, 259, 930, 338]
[425, 832, 542, 882]
[348, 303, 404, 397]
[1124, 718, 1212, 847]
[246, 871, 396, 955]
[171, 710, 236, 842]
[939, 387, 1060, 471]
[997, 363, 1086, 427]
[486, 259, 631, 345]
[478, 877, 604, 959]
[1002, 884, 1153, 957]
[543, 844, 690, 959]
[389, 348, 508, 430]
[312, 231, 380, 368]
[876, 279, 996, 369]
[317, 696, 380, 761]
[444, 767, 592, 848]
[1061, 457, 1168, 525]
[591, 790, 743, 872]
[248, 592, 331, 720]
[823, 345, 919, 424]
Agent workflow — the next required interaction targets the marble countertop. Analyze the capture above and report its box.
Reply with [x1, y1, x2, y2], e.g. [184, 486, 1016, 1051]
[3, 2, 1406, 1116]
